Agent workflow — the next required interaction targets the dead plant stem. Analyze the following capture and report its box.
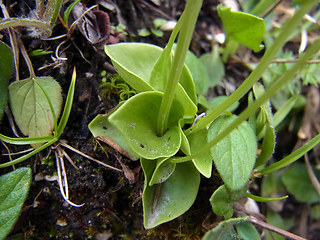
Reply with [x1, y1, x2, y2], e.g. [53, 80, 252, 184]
[59, 141, 122, 172]
[272, 59, 320, 64]
[248, 216, 307, 240]
[18, 39, 35, 78]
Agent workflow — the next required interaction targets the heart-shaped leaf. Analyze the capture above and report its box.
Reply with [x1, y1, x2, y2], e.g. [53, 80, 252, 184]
[141, 158, 200, 229]
[105, 43, 197, 118]
[210, 185, 234, 219]
[9, 77, 62, 143]
[0, 41, 13, 121]
[210, 184, 247, 219]
[88, 111, 139, 160]
[109, 91, 183, 159]
[105, 43, 158, 92]
[208, 115, 257, 190]
[236, 222, 261, 240]
[149, 51, 197, 118]
[0, 168, 32, 240]
[218, 5, 265, 52]
[188, 128, 212, 178]
[150, 44, 197, 104]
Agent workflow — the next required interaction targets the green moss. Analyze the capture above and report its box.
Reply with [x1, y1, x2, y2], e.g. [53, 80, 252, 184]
[41, 155, 55, 167]
[100, 74, 136, 101]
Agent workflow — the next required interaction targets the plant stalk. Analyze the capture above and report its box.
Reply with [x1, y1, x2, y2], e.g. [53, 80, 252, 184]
[248, 216, 307, 240]
[172, 37, 320, 164]
[0, 134, 54, 145]
[258, 132, 320, 175]
[0, 138, 58, 168]
[19, 39, 35, 78]
[0, 18, 52, 36]
[185, 0, 318, 136]
[55, 68, 76, 137]
[156, 0, 202, 136]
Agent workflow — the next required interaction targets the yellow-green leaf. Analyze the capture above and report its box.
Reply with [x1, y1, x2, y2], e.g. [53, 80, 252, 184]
[218, 5, 265, 52]
[109, 92, 183, 159]
[209, 115, 257, 190]
[9, 77, 62, 144]
[0, 168, 32, 240]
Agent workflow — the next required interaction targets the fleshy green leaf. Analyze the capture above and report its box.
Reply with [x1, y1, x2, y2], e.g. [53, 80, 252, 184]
[149, 44, 197, 117]
[142, 159, 200, 229]
[149, 158, 176, 186]
[256, 122, 275, 167]
[209, 185, 234, 219]
[0, 168, 32, 240]
[0, 41, 13, 121]
[236, 222, 261, 240]
[255, 109, 267, 136]
[105, 43, 197, 118]
[151, 29, 163, 37]
[202, 216, 248, 240]
[188, 128, 212, 178]
[8, 77, 62, 143]
[173, 44, 209, 96]
[217, 5, 265, 52]
[109, 92, 183, 159]
[199, 45, 225, 88]
[88, 111, 139, 160]
[138, 28, 151, 37]
[170, 44, 199, 104]
[179, 119, 191, 155]
[153, 18, 167, 29]
[105, 43, 158, 92]
[208, 115, 257, 190]
[311, 204, 320, 220]
[210, 184, 247, 219]
[281, 163, 320, 203]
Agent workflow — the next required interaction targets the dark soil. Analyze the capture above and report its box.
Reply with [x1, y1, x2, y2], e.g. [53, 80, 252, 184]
[1, 0, 320, 240]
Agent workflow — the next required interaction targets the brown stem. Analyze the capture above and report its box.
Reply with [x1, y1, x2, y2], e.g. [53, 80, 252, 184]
[247, 216, 307, 240]
[272, 59, 320, 64]
[18, 39, 35, 78]
[304, 154, 320, 196]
